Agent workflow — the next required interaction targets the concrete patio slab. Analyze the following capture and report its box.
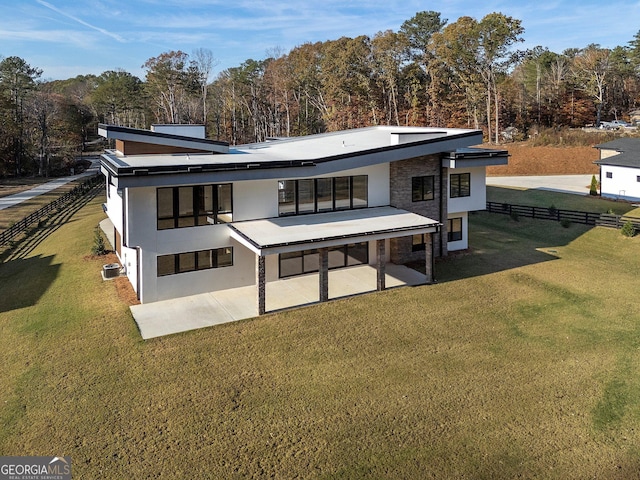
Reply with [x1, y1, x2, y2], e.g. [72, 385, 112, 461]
[130, 264, 426, 339]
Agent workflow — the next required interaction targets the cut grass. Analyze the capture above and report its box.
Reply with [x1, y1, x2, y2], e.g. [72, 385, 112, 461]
[0, 178, 90, 232]
[1, 195, 640, 478]
[487, 185, 636, 216]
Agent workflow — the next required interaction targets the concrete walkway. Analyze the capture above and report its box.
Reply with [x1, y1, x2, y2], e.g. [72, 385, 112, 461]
[130, 264, 426, 339]
[0, 156, 101, 211]
[487, 174, 595, 196]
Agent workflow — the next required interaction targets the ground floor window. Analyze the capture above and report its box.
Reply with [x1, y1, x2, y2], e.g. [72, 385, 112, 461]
[448, 217, 463, 242]
[157, 247, 233, 277]
[606, 172, 613, 179]
[279, 242, 369, 278]
[412, 233, 427, 252]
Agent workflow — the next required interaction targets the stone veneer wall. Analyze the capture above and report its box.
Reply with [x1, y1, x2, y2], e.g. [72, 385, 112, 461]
[389, 155, 448, 264]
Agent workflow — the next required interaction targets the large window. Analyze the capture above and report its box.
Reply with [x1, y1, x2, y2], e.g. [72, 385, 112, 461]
[278, 176, 368, 216]
[157, 247, 233, 277]
[450, 173, 470, 198]
[448, 217, 463, 242]
[157, 184, 232, 230]
[412, 176, 434, 202]
[279, 243, 369, 278]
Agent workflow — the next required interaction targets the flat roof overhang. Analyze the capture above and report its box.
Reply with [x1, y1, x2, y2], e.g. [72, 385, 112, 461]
[442, 147, 509, 168]
[225, 206, 440, 256]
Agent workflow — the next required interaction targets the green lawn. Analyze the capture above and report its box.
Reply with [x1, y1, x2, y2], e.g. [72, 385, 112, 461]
[487, 185, 637, 215]
[1, 195, 640, 478]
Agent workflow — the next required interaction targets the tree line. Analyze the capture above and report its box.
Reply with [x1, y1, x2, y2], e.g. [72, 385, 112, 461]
[1, 10, 639, 177]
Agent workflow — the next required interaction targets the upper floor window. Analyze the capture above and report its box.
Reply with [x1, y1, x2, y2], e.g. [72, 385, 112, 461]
[606, 172, 613, 179]
[450, 173, 470, 198]
[278, 175, 368, 216]
[412, 176, 434, 202]
[157, 184, 232, 230]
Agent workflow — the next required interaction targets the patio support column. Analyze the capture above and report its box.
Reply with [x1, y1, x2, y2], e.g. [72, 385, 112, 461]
[376, 239, 386, 291]
[319, 247, 329, 302]
[257, 255, 266, 315]
[425, 233, 434, 284]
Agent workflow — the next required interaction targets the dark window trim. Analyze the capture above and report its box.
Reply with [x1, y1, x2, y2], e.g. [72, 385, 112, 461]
[412, 175, 435, 202]
[412, 233, 427, 252]
[278, 175, 368, 216]
[157, 247, 233, 277]
[450, 173, 471, 198]
[278, 243, 369, 278]
[447, 217, 463, 242]
[157, 184, 233, 230]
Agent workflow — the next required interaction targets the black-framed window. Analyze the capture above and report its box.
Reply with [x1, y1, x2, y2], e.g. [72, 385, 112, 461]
[279, 243, 369, 278]
[606, 172, 613, 179]
[157, 184, 232, 230]
[412, 234, 427, 252]
[637, 176, 640, 182]
[450, 173, 471, 198]
[157, 247, 233, 277]
[278, 176, 368, 216]
[448, 217, 463, 242]
[412, 176, 434, 202]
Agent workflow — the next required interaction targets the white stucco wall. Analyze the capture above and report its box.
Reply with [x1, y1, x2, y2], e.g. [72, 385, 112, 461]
[447, 166, 487, 214]
[119, 162, 392, 303]
[599, 165, 640, 201]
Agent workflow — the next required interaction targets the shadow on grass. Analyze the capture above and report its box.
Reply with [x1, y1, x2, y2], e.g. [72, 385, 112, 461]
[0, 254, 60, 313]
[1, 185, 101, 263]
[433, 211, 593, 283]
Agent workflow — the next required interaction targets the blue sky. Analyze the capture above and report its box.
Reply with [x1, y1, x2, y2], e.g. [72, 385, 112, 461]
[1, 0, 639, 81]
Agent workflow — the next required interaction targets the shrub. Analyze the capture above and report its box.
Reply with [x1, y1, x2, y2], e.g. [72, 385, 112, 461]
[510, 211, 520, 222]
[91, 226, 107, 255]
[548, 204, 558, 217]
[621, 221, 636, 238]
[560, 219, 571, 228]
[589, 175, 598, 196]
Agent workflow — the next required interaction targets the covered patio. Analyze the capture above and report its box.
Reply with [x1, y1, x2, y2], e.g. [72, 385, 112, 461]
[130, 263, 427, 339]
[227, 206, 439, 315]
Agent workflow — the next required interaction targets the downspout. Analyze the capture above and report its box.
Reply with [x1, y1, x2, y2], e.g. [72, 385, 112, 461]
[439, 166, 445, 257]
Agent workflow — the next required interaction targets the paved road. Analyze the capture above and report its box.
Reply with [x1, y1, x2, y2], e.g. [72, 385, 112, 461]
[487, 174, 595, 196]
[0, 156, 101, 211]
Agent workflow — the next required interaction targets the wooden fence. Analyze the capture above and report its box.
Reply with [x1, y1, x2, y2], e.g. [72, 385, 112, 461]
[485, 201, 601, 226]
[0, 174, 102, 246]
[595, 213, 640, 230]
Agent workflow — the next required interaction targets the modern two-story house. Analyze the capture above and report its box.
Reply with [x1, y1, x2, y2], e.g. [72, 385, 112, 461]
[594, 138, 640, 201]
[99, 124, 507, 315]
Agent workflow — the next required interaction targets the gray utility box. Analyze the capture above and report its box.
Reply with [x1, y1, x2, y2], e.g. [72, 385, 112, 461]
[103, 263, 120, 278]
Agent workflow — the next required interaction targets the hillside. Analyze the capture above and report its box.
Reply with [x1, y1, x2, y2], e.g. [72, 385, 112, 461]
[486, 144, 600, 176]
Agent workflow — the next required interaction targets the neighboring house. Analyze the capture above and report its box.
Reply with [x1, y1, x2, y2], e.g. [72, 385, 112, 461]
[99, 124, 507, 313]
[594, 138, 640, 201]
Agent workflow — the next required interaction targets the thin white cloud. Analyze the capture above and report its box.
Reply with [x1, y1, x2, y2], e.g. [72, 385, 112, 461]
[35, 0, 126, 43]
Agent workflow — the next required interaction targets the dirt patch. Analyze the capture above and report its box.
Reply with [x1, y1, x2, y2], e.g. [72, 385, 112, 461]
[113, 276, 140, 305]
[485, 144, 600, 176]
[87, 252, 140, 305]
